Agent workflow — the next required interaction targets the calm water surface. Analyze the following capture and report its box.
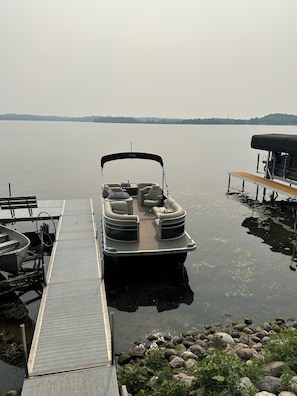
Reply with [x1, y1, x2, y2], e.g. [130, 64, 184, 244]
[1, 121, 297, 394]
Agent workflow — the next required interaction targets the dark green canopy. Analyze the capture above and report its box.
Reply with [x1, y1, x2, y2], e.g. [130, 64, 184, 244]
[251, 134, 297, 155]
[100, 152, 164, 168]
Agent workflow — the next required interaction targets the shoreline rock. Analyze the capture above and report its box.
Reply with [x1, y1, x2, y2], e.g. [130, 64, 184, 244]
[116, 317, 297, 395]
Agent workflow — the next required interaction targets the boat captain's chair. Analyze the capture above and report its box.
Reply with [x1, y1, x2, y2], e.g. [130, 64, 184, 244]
[143, 185, 162, 207]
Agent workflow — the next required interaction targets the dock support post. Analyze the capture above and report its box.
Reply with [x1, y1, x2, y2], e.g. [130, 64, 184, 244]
[262, 188, 266, 202]
[290, 209, 297, 270]
[42, 259, 47, 287]
[256, 185, 259, 201]
[241, 180, 245, 194]
[40, 225, 48, 286]
[101, 256, 104, 280]
[292, 242, 297, 264]
[20, 324, 29, 377]
[227, 174, 231, 194]
[110, 311, 115, 365]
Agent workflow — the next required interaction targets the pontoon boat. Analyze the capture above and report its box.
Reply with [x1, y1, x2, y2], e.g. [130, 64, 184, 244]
[100, 152, 196, 263]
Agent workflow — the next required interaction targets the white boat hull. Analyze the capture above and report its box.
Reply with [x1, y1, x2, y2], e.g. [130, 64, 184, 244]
[0, 225, 30, 274]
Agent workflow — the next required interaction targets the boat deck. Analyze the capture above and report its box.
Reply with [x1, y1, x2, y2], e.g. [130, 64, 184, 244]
[228, 171, 297, 200]
[105, 196, 194, 255]
[21, 199, 119, 396]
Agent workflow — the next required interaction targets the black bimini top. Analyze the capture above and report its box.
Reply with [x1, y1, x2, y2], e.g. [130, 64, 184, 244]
[251, 134, 297, 155]
[100, 152, 164, 169]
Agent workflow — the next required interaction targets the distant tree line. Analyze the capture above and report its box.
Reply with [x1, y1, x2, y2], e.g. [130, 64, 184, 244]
[1, 113, 297, 125]
[181, 113, 297, 125]
[0, 114, 95, 122]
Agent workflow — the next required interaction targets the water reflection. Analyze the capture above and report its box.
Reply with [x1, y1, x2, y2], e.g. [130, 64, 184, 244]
[237, 196, 297, 270]
[0, 274, 35, 368]
[242, 216, 294, 256]
[104, 256, 194, 312]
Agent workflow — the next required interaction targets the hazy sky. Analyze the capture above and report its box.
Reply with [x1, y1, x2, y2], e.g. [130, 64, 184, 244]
[1, 1, 297, 119]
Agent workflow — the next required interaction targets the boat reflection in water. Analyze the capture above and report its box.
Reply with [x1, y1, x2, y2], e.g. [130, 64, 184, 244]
[104, 256, 194, 312]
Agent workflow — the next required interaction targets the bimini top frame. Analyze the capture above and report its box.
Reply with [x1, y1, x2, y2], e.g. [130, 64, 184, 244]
[100, 151, 168, 195]
[100, 152, 163, 169]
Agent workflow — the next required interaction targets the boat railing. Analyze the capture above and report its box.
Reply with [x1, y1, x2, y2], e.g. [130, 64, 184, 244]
[263, 153, 297, 187]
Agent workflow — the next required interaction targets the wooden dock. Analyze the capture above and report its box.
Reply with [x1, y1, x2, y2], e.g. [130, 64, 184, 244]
[227, 171, 297, 201]
[20, 199, 119, 396]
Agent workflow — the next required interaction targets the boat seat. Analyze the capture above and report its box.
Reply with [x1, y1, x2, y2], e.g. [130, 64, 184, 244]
[102, 185, 124, 198]
[143, 185, 162, 207]
[0, 239, 19, 253]
[153, 196, 175, 216]
[109, 198, 133, 215]
[0, 233, 8, 243]
[104, 201, 138, 222]
[110, 201, 128, 214]
[137, 183, 156, 205]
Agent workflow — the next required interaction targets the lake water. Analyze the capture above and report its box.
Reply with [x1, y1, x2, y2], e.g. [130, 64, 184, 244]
[1, 121, 297, 394]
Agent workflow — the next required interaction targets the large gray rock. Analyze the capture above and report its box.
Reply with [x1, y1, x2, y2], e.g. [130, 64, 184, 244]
[182, 351, 198, 361]
[164, 348, 177, 358]
[262, 322, 273, 332]
[225, 343, 258, 361]
[289, 375, 297, 393]
[184, 358, 197, 369]
[215, 332, 235, 345]
[118, 354, 131, 365]
[236, 346, 258, 361]
[237, 376, 254, 395]
[175, 343, 187, 356]
[173, 372, 196, 387]
[257, 375, 281, 394]
[5, 391, 20, 396]
[189, 343, 206, 358]
[263, 361, 285, 377]
[129, 346, 146, 358]
[169, 356, 184, 368]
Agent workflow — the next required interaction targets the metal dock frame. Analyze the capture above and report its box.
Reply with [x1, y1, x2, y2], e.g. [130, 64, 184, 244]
[227, 171, 297, 202]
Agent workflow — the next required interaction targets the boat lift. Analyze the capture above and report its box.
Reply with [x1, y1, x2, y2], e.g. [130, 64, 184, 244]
[227, 133, 297, 267]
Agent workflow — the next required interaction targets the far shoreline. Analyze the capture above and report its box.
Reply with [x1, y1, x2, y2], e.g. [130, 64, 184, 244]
[1, 113, 297, 126]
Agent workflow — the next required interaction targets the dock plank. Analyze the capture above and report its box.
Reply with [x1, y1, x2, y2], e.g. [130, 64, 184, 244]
[49, 238, 101, 283]
[29, 279, 109, 374]
[22, 366, 119, 396]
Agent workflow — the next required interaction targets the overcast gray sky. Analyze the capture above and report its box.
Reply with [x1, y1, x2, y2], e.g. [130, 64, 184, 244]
[1, 1, 297, 119]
